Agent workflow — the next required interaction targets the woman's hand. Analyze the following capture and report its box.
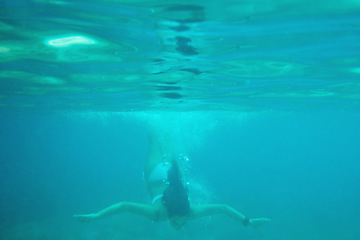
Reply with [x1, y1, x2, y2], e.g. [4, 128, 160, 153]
[73, 213, 98, 222]
[249, 217, 271, 228]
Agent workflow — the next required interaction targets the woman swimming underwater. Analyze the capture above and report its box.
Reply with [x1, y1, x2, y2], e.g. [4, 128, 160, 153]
[74, 132, 271, 230]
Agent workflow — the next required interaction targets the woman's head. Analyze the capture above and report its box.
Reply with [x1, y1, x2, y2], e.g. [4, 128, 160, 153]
[162, 160, 190, 229]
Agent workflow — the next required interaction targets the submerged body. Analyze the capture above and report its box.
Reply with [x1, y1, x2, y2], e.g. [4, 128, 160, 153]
[74, 131, 270, 230]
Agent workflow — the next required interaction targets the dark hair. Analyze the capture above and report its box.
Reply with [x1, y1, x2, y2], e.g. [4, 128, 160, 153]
[162, 160, 190, 217]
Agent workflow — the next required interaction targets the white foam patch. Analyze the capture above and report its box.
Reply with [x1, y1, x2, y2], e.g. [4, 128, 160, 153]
[46, 35, 96, 47]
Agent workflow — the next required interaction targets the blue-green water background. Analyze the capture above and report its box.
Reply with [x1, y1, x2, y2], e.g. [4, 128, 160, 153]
[1, 0, 360, 239]
[1, 111, 360, 240]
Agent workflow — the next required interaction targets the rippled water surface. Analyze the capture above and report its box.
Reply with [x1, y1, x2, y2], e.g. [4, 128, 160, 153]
[1, 0, 360, 112]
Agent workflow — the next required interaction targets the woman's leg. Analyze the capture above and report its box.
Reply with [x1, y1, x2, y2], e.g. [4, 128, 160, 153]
[144, 129, 173, 198]
[144, 130, 164, 182]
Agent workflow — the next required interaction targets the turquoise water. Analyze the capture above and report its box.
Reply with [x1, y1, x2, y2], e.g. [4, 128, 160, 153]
[1, 0, 360, 111]
[1, 0, 360, 240]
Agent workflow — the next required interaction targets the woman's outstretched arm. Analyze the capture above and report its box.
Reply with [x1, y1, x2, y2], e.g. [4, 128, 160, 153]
[74, 202, 161, 222]
[190, 204, 271, 227]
